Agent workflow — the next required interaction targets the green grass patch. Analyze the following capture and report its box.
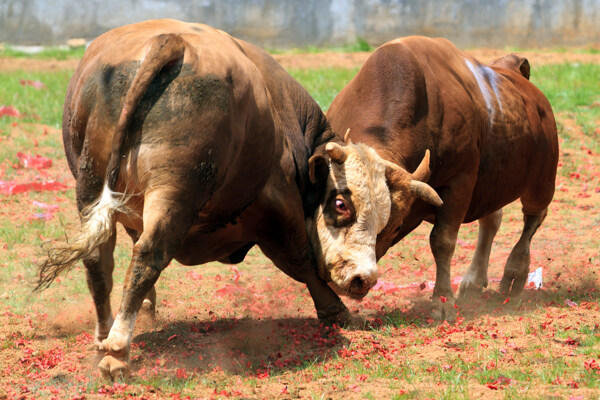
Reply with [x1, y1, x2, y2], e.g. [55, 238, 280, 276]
[531, 63, 600, 143]
[289, 67, 359, 111]
[269, 38, 373, 55]
[0, 70, 71, 134]
[0, 45, 86, 60]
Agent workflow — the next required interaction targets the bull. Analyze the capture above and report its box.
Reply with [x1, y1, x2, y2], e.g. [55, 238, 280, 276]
[326, 36, 559, 320]
[37, 21, 442, 379]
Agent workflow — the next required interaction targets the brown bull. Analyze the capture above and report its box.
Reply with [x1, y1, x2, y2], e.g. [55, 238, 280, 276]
[326, 36, 559, 319]
[38, 20, 442, 379]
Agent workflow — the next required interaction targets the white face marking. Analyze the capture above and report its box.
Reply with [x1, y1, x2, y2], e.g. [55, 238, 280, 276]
[465, 59, 503, 127]
[310, 144, 392, 297]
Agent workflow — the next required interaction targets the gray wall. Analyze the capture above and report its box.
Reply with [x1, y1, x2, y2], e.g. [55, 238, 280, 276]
[1, 0, 599, 48]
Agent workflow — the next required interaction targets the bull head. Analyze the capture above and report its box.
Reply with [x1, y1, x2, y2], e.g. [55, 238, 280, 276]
[307, 137, 442, 299]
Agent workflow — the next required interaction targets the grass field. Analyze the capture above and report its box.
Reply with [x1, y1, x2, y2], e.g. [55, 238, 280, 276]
[0, 53, 599, 399]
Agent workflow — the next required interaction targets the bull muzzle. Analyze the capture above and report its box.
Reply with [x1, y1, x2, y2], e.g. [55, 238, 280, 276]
[327, 263, 378, 300]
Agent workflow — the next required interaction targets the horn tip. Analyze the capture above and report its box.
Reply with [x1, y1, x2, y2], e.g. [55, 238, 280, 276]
[344, 128, 351, 145]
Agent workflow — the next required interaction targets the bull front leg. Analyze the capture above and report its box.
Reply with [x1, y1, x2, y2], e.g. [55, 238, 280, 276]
[428, 177, 474, 321]
[429, 221, 460, 321]
[259, 234, 353, 327]
[256, 181, 353, 327]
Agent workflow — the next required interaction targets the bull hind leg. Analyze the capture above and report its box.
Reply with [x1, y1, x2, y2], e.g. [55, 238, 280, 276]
[458, 209, 503, 298]
[125, 228, 157, 321]
[83, 229, 117, 348]
[499, 208, 548, 296]
[74, 175, 119, 348]
[98, 191, 197, 379]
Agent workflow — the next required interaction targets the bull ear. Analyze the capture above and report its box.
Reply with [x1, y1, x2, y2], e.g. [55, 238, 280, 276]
[518, 57, 530, 80]
[308, 154, 329, 185]
[411, 149, 432, 182]
[326, 142, 348, 164]
[410, 181, 443, 207]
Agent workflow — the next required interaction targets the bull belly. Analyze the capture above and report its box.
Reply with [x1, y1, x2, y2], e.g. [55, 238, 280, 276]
[174, 221, 255, 265]
[464, 186, 522, 223]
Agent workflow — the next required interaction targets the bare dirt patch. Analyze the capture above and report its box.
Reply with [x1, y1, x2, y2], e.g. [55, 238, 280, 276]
[274, 49, 600, 70]
[1, 48, 599, 73]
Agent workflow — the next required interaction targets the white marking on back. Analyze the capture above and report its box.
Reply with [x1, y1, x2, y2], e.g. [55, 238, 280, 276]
[465, 59, 503, 128]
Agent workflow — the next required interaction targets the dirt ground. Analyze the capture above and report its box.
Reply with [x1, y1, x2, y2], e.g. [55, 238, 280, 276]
[1, 48, 600, 72]
[0, 49, 599, 399]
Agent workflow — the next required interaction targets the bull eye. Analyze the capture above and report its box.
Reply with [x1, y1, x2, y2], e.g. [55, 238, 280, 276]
[326, 192, 355, 226]
[335, 199, 347, 212]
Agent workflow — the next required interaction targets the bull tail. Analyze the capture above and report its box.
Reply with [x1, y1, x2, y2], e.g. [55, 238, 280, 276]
[37, 34, 186, 290]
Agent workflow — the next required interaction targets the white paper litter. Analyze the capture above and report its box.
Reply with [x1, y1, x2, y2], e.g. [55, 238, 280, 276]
[526, 267, 543, 290]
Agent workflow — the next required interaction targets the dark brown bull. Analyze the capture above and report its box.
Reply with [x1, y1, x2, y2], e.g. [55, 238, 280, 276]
[326, 36, 559, 319]
[38, 20, 436, 379]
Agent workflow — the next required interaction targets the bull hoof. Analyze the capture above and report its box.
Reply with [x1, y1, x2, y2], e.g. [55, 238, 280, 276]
[98, 354, 131, 381]
[140, 299, 156, 319]
[457, 276, 486, 299]
[99, 337, 131, 380]
[499, 272, 527, 297]
[138, 299, 157, 329]
[431, 295, 457, 322]
[317, 303, 363, 328]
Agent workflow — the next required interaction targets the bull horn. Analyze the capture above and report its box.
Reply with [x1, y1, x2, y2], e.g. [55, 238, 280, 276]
[411, 149, 432, 182]
[410, 180, 443, 207]
[326, 142, 348, 163]
[381, 158, 402, 172]
[344, 128, 352, 145]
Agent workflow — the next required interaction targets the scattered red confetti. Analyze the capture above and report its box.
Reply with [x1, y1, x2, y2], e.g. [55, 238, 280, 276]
[216, 284, 246, 297]
[257, 371, 269, 379]
[347, 384, 360, 392]
[0, 180, 68, 194]
[19, 79, 46, 89]
[567, 380, 579, 389]
[440, 296, 447, 303]
[503, 297, 510, 304]
[0, 105, 20, 118]
[584, 359, 600, 371]
[372, 280, 401, 293]
[29, 200, 59, 221]
[16, 152, 52, 169]
[564, 299, 578, 307]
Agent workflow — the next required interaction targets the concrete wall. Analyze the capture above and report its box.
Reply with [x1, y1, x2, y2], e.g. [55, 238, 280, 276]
[1, 0, 599, 48]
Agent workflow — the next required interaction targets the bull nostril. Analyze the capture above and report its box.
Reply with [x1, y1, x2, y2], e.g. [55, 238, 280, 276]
[350, 276, 367, 293]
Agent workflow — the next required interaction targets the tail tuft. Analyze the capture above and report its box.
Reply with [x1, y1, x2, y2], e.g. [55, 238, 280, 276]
[36, 185, 129, 291]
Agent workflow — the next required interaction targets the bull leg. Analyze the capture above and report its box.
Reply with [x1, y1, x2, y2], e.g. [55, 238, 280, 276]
[98, 192, 195, 380]
[429, 178, 474, 321]
[499, 208, 547, 296]
[458, 209, 503, 298]
[256, 184, 351, 326]
[260, 241, 351, 325]
[83, 229, 117, 348]
[125, 228, 156, 321]
[430, 222, 461, 321]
